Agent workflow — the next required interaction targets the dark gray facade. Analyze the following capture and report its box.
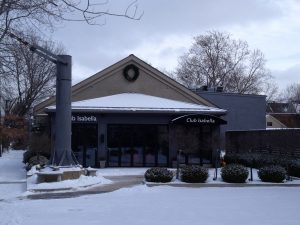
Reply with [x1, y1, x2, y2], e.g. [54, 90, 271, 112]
[195, 91, 266, 148]
[50, 112, 222, 167]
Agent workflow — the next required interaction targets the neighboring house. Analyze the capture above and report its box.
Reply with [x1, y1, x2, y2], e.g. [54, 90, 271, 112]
[192, 88, 266, 148]
[293, 102, 300, 113]
[34, 54, 227, 168]
[267, 113, 300, 128]
[267, 102, 296, 113]
[266, 114, 287, 128]
[266, 102, 300, 128]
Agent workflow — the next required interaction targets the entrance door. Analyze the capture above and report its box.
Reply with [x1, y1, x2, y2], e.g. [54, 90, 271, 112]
[172, 125, 213, 165]
[72, 124, 98, 167]
[107, 124, 169, 167]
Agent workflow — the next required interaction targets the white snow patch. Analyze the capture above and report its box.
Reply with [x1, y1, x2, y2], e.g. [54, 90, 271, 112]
[47, 93, 226, 113]
[0, 150, 26, 200]
[27, 174, 113, 191]
[0, 150, 25, 182]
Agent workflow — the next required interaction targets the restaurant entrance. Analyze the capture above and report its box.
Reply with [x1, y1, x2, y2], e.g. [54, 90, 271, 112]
[71, 123, 98, 167]
[107, 124, 169, 167]
[172, 125, 213, 165]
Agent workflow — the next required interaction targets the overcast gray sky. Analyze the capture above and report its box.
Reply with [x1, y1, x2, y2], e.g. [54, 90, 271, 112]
[51, 0, 300, 90]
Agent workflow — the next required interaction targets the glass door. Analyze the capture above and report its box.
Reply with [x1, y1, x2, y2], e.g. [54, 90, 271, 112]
[107, 124, 169, 167]
[71, 123, 98, 167]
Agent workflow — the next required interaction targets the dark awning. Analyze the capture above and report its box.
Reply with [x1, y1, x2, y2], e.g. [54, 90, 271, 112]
[171, 114, 227, 126]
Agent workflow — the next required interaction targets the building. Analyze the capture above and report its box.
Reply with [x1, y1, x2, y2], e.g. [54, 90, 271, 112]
[34, 55, 227, 168]
[192, 89, 266, 147]
[266, 102, 300, 128]
[266, 114, 300, 128]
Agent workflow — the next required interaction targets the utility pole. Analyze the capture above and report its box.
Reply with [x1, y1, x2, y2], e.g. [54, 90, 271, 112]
[5, 30, 76, 166]
[52, 55, 74, 166]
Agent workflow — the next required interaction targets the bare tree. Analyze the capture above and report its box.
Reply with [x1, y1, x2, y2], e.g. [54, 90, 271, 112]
[263, 81, 279, 102]
[283, 83, 300, 102]
[0, 31, 64, 116]
[175, 31, 273, 94]
[280, 83, 300, 112]
[0, 0, 143, 42]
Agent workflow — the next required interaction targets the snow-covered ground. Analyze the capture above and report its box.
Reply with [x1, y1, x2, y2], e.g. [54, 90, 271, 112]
[0, 150, 25, 182]
[1, 150, 300, 225]
[26, 166, 113, 192]
[27, 173, 113, 191]
[1, 185, 300, 225]
[0, 150, 26, 200]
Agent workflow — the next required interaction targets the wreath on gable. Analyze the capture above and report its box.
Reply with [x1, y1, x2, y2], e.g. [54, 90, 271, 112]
[123, 64, 139, 82]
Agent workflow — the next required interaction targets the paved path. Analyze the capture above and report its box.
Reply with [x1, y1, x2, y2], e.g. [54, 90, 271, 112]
[0, 150, 26, 200]
[26, 175, 144, 200]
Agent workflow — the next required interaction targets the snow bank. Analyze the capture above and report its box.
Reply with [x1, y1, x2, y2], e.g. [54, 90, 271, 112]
[27, 174, 113, 191]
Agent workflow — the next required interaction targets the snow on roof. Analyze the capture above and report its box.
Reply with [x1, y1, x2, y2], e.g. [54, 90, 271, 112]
[47, 93, 226, 114]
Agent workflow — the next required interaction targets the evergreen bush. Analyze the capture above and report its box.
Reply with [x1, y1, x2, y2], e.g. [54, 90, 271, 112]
[224, 152, 296, 169]
[144, 168, 173, 183]
[258, 165, 286, 183]
[23, 150, 50, 164]
[181, 165, 208, 183]
[26, 155, 49, 171]
[289, 162, 300, 178]
[223, 153, 239, 165]
[221, 164, 249, 183]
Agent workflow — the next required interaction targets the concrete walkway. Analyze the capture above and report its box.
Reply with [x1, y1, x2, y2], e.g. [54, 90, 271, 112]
[26, 175, 144, 200]
[0, 150, 26, 200]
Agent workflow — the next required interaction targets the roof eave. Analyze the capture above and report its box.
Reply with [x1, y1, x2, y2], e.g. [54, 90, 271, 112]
[45, 107, 226, 115]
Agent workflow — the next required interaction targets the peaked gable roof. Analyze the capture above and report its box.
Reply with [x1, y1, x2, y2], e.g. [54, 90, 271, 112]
[34, 54, 217, 114]
[46, 93, 226, 114]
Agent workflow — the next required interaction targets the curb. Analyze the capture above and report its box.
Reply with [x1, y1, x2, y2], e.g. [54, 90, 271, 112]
[144, 181, 300, 188]
[26, 181, 105, 193]
[0, 180, 26, 184]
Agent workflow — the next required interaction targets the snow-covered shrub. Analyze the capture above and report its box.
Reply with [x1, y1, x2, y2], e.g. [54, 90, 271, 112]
[273, 157, 293, 168]
[26, 155, 49, 171]
[258, 165, 286, 183]
[144, 168, 173, 183]
[23, 150, 50, 164]
[221, 164, 249, 183]
[180, 165, 208, 183]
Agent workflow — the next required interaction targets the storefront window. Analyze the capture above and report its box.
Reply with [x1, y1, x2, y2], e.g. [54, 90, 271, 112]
[107, 124, 169, 167]
[71, 123, 98, 167]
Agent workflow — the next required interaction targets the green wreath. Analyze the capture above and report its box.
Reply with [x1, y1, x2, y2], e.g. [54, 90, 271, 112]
[123, 64, 139, 82]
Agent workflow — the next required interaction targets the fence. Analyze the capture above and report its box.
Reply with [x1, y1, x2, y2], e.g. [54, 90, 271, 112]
[226, 129, 300, 158]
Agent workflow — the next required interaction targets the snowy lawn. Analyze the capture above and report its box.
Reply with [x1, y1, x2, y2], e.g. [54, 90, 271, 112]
[1, 185, 300, 225]
[0, 150, 25, 182]
[1, 150, 300, 225]
[27, 173, 113, 191]
[0, 150, 26, 200]
[26, 166, 113, 192]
